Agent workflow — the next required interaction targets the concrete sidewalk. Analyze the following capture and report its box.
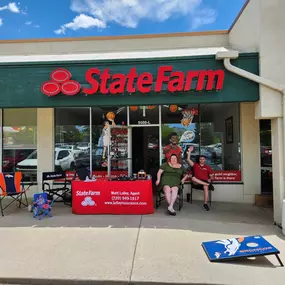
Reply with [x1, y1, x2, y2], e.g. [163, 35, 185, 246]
[0, 202, 284, 285]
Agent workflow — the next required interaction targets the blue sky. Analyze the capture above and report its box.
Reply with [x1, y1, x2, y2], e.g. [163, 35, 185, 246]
[0, 0, 246, 40]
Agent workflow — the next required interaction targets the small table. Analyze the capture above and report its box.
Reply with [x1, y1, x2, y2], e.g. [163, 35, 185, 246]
[72, 179, 154, 215]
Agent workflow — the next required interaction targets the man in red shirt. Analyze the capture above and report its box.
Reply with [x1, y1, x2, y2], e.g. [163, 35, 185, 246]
[187, 145, 214, 211]
[163, 132, 182, 162]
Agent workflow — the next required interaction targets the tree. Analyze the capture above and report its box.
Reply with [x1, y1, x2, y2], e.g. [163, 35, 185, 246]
[200, 123, 215, 145]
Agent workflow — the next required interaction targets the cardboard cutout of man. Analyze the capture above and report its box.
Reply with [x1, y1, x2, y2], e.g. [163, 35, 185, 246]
[163, 132, 182, 162]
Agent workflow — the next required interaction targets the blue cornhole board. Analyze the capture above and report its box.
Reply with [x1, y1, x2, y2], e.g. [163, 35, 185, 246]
[202, 235, 283, 267]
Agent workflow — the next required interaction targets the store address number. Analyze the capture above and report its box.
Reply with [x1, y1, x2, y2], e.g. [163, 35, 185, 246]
[138, 121, 151, 125]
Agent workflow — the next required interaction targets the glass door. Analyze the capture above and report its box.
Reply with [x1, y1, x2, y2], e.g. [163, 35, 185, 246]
[108, 126, 132, 177]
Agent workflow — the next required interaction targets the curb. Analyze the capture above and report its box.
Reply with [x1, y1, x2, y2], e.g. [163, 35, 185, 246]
[0, 279, 221, 285]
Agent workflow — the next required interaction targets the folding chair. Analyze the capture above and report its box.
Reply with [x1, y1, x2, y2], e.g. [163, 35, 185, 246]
[32, 193, 54, 220]
[155, 184, 184, 211]
[186, 166, 214, 206]
[188, 182, 214, 206]
[42, 172, 71, 204]
[0, 172, 33, 216]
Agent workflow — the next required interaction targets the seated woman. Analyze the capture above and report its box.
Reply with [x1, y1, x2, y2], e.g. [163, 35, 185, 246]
[156, 154, 189, 216]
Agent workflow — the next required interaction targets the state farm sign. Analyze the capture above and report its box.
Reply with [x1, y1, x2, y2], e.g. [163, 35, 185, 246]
[41, 66, 225, 97]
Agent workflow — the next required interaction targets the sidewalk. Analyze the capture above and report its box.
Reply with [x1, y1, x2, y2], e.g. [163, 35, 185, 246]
[0, 202, 284, 285]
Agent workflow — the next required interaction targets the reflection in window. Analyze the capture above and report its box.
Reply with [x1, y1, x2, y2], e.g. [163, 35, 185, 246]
[92, 107, 128, 177]
[161, 104, 199, 169]
[55, 107, 128, 178]
[55, 108, 90, 178]
[260, 120, 272, 194]
[161, 103, 241, 181]
[3, 108, 37, 181]
[200, 103, 240, 171]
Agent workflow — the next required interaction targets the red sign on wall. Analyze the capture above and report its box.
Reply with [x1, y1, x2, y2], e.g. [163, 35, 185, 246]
[41, 67, 225, 97]
[212, 170, 242, 182]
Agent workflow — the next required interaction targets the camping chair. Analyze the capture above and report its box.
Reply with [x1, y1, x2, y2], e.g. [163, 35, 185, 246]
[32, 192, 54, 220]
[187, 157, 215, 206]
[0, 172, 33, 216]
[187, 167, 214, 206]
[155, 183, 184, 211]
[188, 182, 214, 206]
[42, 172, 71, 204]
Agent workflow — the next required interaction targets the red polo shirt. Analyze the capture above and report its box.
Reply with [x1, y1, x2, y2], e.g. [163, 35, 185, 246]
[163, 145, 182, 162]
[193, 163, 213, 181]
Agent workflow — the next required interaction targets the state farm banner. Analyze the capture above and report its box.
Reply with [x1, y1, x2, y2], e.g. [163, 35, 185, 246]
[213, 170, 241, 182]
[72, 179, 154, 215]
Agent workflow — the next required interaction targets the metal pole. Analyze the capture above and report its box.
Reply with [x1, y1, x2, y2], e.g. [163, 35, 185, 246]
[89, 107, 92, 177]
[159, 105, 162, 165]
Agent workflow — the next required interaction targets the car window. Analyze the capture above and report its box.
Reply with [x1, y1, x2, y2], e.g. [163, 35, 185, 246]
[58, 150, 70, 159]
[20, 149, 35, 157]
[27, 150, 37, 159]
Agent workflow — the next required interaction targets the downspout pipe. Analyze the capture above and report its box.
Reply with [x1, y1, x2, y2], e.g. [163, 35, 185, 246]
[216, 51, 285, 229]
[216, 51, 285, 94]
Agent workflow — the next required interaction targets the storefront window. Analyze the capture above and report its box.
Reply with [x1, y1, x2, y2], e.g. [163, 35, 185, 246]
[55, 104, 241, 182]
[260, 120, 272, 193]
[3, 108, 37, 181]
[200, 103, 241, 181]
[91, 107, 128, 177]
[55, 108, 90, 179]
[161, 104, 199, 169]
[161, 103, 241, 182]
[55, 107, 128, 178]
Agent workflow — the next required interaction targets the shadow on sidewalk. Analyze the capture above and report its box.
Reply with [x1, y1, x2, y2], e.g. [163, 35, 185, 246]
[0, 200, 282, 240]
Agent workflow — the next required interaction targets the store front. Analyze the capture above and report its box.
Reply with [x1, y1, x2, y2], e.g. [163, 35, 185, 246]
[52, 102, 241, 184]
[0, 53, 259, 203]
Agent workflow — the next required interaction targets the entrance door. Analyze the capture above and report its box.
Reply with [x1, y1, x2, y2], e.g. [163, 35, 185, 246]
[132, 127, 159, 184]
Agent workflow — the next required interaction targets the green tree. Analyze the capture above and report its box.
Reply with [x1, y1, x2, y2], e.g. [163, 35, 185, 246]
[200, 123, 215, 145]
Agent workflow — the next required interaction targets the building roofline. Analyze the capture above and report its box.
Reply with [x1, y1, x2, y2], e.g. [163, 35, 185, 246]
[229, 0, 250, 31]
[0, 30, 228, 44]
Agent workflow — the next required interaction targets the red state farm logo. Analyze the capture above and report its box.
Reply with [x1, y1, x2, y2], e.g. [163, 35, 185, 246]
[41, 68, 81, 96]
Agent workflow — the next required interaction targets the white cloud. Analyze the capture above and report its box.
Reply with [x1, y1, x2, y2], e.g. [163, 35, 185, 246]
[0, 18, 2, 26]
[25, 21, 40, 28]
[55, 13, 106, 35]
[191, 8, 217, 29]
[0, 2, 20, 13]
[55, 0, 217, 33]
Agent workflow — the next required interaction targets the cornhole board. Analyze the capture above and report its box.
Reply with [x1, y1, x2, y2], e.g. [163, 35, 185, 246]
[202, 235, 283, 267]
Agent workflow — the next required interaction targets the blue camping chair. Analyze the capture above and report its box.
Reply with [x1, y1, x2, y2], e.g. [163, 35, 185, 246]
[32, 193, 54, 220]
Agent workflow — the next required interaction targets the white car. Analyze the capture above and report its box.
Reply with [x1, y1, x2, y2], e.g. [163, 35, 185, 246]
[59, 145, 83, 157]
[77, 142, 90, 152]
[16, 148, 75, 176]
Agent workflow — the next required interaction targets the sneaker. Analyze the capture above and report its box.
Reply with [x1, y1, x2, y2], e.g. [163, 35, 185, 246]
[167, 206, 176, 216]
[203, 204, 210, 211]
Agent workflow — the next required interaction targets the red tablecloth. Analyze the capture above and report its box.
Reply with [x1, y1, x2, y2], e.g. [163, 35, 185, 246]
[72, 179, 154, 215]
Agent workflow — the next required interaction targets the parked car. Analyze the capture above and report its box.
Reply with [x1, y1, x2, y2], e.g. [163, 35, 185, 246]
[206, 143, 222, 159]
[3, 148, 35, 173]
[74, 147, 104, 170]
[77, 142, 90, 152]
[59, 144, 83, 157]
[16, 148, 75, 179]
